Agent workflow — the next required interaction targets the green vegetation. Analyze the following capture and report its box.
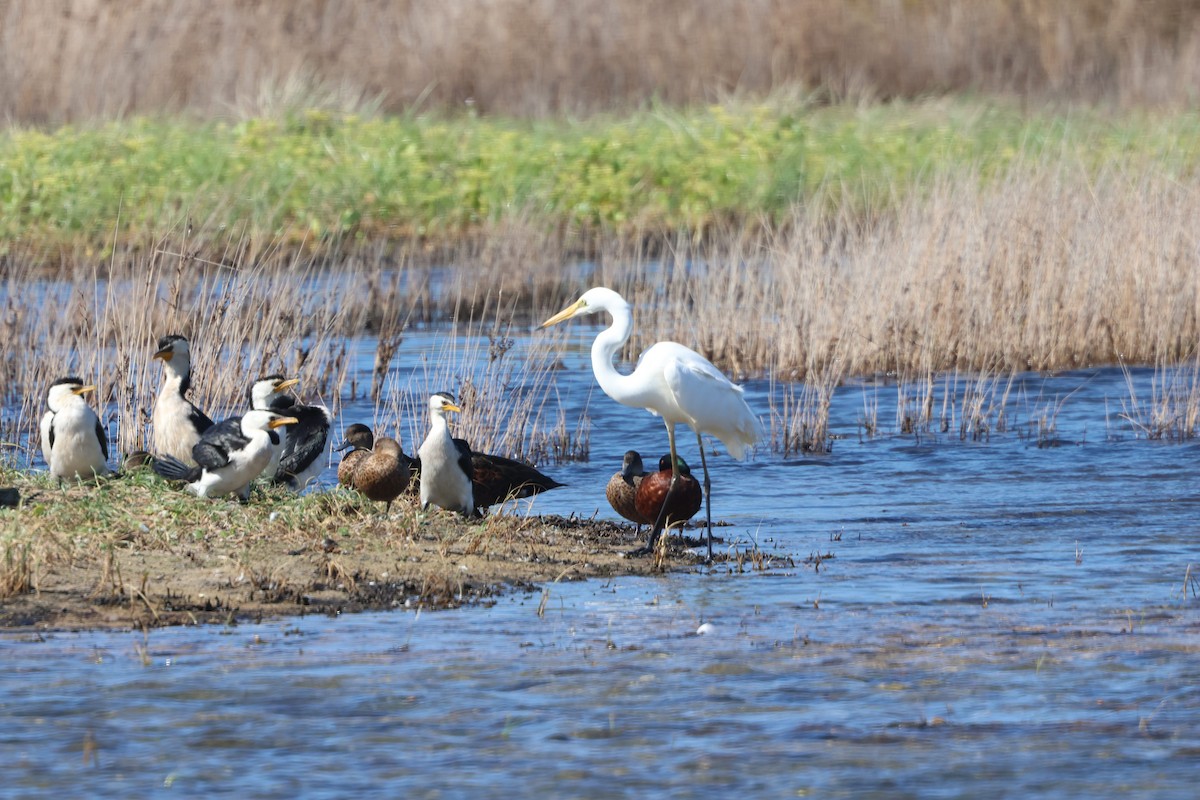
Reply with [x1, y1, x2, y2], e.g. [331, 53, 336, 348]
[6, 99, 1200, 255]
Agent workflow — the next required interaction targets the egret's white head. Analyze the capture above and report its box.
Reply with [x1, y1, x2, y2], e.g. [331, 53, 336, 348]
[46, 377, 95, 413]
[248, 375, 299, 410]
[428, 392, 462, 418]
[541, 287, 630, 327]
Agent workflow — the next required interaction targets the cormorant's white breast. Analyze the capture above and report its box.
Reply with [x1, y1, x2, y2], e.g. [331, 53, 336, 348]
[152, 334, 214, 463]
[417, 392, 475, 515]
[152, 409, 298, 500]
[40, 376, 110, 481]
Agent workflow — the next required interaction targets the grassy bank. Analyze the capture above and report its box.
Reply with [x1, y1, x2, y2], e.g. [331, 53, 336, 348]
[0, 465, 710, 630]
[5, 98, 1200, 258]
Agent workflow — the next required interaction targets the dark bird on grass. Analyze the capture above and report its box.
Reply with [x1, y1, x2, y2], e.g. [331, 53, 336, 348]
[354, 437, 413, 513]
[248, 375, 331, 490]
[606, 450, 653, 527]
[152, 335, 214, 463]
[635, 454, 703, 534]
[335, 423, 375, 488]
[417, 393, 475, 515]
[542, 287, 761, 559]
[463, 444, 565, 514]
[39, 377, 110, 481]
[152, 409, 298, 500]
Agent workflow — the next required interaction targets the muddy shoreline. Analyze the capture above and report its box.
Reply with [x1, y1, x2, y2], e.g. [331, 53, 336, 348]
[0, 506, 712, 631]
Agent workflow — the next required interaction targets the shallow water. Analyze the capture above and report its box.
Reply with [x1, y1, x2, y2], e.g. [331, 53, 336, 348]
[4, 336, 1200, 796]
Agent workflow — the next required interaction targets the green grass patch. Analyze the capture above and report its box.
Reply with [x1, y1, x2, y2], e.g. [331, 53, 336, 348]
[5, 97, 1200, 256]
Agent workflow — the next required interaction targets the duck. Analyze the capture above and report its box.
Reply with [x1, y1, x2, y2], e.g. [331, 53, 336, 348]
[152, 335, 214, 463]
[39, 377, 110, 481]
[466, 446, 564, 513]
[606, 450, 653, 526]
[634, 454, 703, 533]
[335, 423, 375, 488]
[152, 409, 298, 500]
[353, 437, 412, 513]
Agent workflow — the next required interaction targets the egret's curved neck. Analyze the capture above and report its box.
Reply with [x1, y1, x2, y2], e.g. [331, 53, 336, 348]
[591, 303, 637, 405]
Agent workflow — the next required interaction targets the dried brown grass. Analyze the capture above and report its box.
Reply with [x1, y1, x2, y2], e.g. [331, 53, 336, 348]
[4, 0, 1200, 124]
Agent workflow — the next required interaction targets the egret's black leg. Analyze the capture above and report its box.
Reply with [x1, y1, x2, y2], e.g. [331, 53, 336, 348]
[696, 430, 712, 561]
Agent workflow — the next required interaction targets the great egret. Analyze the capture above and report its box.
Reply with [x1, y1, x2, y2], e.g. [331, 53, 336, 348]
[335, 423, 375, 488]
[542, 287, 761, 558]
[635, 454, 703, 531]
[606, 450, 653, 527]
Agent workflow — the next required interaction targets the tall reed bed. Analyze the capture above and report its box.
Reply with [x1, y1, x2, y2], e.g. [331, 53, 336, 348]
[5, 157, 1200, 463]
[0, 228, 586, 467]
[4, 0, 1200, 123]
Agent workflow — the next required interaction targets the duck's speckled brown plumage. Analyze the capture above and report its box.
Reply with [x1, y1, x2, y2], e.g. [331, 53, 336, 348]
[606, 450, 653, 525]
[635, 454, 703, 530]
[354, 437, 411, 512]
[336, 424, 374, 488]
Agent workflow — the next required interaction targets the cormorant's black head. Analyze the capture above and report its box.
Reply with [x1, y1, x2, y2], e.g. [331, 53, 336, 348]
[50, 376, 85, 389]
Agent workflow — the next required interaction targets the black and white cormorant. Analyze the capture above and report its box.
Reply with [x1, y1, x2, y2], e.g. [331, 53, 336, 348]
[152, 335, 214, 463]
[417, 393, 475, 515]
[415, 393, 564, 515]
[152, 409, 299, 500]
[247, 375, 300, 480]
[39, 377, 110, 481]
[247, 374, 331, 490]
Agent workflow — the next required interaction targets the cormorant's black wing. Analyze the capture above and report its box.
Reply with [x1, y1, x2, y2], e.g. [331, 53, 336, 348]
[47, 413, 56, 451]
[95, 417, 109, 460]
[188, 402, 215, 434]
[452, 437, 476, 482]
[279, 404, 332, 479]
[192, 417, 247, 469]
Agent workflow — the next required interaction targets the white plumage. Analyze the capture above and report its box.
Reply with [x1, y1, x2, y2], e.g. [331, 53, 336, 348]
[541, 287, 761, 556]
[152, 335, 214, 463]
[248, 375, 299, 480]
[417, 393, 475, 515]
[152, 409, 298, 501]
[40, 377, 110, 481]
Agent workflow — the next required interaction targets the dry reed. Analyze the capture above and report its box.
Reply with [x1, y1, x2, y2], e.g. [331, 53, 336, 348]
[5, 0, 1200, 124]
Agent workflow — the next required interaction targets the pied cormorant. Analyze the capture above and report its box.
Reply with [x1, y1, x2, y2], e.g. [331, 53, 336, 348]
[152, 335, 214, 463]
[152, 409, 298, 500]
[416, 393, 475, 515]
[247, 375, 300, 480]
[40, 377, 110, 481]
[248, 374, 330, 490]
